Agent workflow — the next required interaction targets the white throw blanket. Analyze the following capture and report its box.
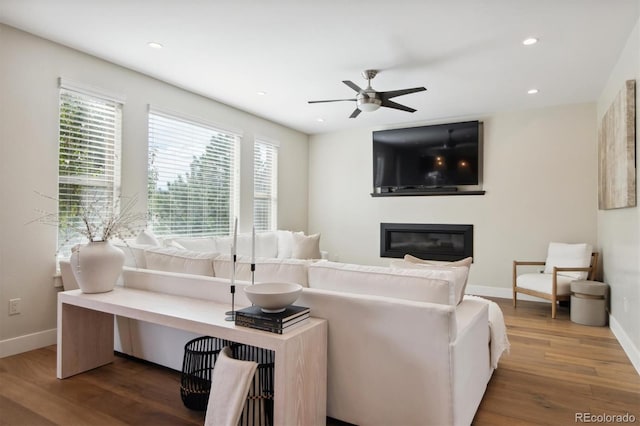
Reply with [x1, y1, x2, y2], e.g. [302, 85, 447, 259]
[205, 347, 258, 426]
[464, 295, 510, 368]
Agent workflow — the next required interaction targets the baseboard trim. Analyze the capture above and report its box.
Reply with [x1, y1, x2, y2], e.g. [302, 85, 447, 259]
[609, 314, 640, 376]
[466, 285, 545, 302]
[0, 328, 57, 358]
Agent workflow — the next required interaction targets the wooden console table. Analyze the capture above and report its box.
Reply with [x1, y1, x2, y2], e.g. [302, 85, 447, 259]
[57, 288, 327, 425]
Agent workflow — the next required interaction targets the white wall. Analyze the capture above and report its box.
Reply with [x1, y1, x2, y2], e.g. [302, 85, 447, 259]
[308, 103, 598, 293]
[597, 13, 640, 370]
[0, 24, 308, 353]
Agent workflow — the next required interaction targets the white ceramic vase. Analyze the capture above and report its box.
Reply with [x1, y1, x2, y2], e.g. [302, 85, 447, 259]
[70, 241, 125, 293]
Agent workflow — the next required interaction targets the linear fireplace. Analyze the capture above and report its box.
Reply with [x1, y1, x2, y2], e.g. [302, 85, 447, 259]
[380, 223, 473, 261]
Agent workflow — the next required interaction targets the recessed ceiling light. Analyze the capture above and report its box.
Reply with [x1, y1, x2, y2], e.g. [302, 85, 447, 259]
[148, 42, 163, 49]
[522, 37, 538, 46]
[528, 89, 539, 95]
[316, 118, 325, 123]
[256, 91, 267, 96]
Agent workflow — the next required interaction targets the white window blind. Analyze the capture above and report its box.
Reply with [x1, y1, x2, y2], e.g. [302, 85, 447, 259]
[254, 139, 278, 231]
[148, 110, 240, 237]
[58, 87, 122, 257]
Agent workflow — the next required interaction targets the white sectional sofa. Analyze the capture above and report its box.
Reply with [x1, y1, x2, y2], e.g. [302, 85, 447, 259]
[60, 241, 507, 425]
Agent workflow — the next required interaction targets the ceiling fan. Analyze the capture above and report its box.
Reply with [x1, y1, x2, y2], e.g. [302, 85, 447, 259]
[308, 70, 426, 118]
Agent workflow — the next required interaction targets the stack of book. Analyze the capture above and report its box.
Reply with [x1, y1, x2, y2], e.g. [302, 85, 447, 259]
[234, 305, 310, 334]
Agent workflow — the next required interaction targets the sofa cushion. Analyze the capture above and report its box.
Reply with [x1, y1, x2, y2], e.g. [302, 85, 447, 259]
[543, 242, 592, 280]
[169, 240, 186, 250]
[392, 256, 472, 305]
[171, 236, 217, 252]
[112, 242, 150, 269]
[144, 247, 217, 276]
[517, 272, 575, 295]
[308, 261, 455, 305]
[213, 255, 311, 287]
[292, 232, 321, 259]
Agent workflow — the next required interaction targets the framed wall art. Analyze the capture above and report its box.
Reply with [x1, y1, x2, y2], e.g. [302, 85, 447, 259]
[598, 79, 636, 210]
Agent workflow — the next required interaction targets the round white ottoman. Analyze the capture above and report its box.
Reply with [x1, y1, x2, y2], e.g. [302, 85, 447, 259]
[570, 280, 608, 326]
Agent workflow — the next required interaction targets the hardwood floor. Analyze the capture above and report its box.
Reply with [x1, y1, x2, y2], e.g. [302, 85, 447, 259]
[0, 297, 638, 425]
[474, 298, 640, 425]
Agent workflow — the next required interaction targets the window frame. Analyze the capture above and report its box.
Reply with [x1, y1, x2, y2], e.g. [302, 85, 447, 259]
[147, 107, 241, 238]
[253, 138, 279, 232]
[57, 79, 124, 257]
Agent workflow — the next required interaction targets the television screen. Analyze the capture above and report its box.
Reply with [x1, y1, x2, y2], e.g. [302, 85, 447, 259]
[373, 121, 480, 190]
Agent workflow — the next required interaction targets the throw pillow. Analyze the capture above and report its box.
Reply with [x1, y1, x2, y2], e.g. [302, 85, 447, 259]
[172, 236, 216, 252]
[291, 232, 321, 259]
[276, 230, 294, 259]
[136, 229, 160, 246]
[401, 255, 473, 305]
[543, 242, 592, 280]
[404, 254, 473, 269]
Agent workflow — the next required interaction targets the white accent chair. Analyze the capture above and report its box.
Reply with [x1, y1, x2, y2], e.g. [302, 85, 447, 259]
[513, 242, 599, 318]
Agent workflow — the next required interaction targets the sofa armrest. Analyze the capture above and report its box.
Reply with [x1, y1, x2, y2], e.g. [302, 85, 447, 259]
[59, 259, 79, 291]
[451, 299, 491, 426]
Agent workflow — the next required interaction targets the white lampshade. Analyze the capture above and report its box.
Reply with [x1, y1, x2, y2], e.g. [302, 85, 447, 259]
[359, 102, 381, 112]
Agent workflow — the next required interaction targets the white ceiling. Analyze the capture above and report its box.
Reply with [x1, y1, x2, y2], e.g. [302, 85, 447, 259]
[1, 0, 638, 135]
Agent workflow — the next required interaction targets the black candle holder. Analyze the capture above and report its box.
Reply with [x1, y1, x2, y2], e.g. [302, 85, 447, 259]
[225, 254, 237, 320]
[251, 263, 255, 286]
[225, 284, 236, 321]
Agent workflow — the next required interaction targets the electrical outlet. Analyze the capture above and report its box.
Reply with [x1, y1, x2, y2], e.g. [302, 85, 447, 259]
[623, 296, 629, 313]
[9, 298, 20, 315]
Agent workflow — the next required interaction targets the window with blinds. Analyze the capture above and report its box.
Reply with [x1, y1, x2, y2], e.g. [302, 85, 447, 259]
[148, 110, 240, 237]
[254, 140, 278, 231]
[58, 87, 122, 257]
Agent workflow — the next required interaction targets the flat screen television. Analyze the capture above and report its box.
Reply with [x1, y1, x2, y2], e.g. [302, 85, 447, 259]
[373, 120, 481, 192]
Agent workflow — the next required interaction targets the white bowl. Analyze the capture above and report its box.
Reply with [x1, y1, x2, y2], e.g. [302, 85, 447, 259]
[243, 282, 303, 313]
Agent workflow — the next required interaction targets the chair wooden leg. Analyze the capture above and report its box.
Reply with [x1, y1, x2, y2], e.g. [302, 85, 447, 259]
[551, 270, 558, 319]
[512, 261, 517, 308]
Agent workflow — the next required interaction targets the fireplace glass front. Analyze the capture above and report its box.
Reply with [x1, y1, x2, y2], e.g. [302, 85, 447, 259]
[380, 223, 473, 261]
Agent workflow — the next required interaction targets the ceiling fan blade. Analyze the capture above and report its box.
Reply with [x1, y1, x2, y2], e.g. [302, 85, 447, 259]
[308, 98, 357, 104]
[380, 87, 427, 100]
[381, 99, 417, 113]
[343, 80, 365, 94]
[349, 108, 362, 118]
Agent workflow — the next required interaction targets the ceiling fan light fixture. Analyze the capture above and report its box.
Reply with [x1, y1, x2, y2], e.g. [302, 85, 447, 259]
[358, 102, 381, 112]
[357, 92, 382, 112]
